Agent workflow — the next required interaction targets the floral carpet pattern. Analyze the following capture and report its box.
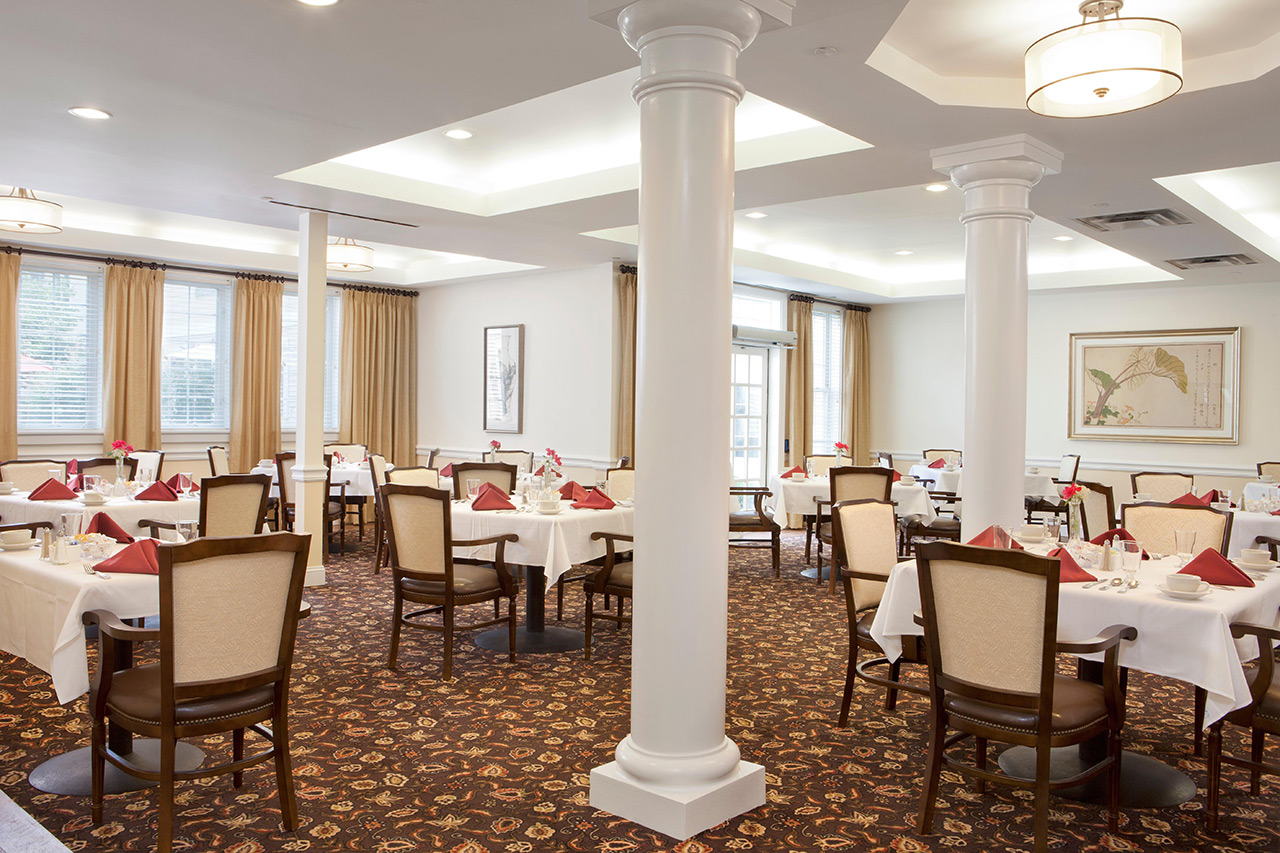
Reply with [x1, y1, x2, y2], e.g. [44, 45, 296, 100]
[1, 532, 1277, 852]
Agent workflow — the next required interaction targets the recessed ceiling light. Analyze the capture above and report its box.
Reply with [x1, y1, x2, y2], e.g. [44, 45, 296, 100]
[296, 0, 340, 6]
[1053, 235, 1074, 242]
[68, 106, 111, 120]
[811, 47, 839, 57]
[894, 250, 913, 256]
[744, 211, 768, 219]
[443, 128, 474, 140]
[924, 183, 950, 193]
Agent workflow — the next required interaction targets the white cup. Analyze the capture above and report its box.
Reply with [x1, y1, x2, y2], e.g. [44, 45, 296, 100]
[944, 464, 957, 472]
[539, 498, 559, 511]
[82, 492, 106, 505]
[1134, 493, 1153, 502]
[1211, 501, 1231, 511]
[1019, 523, 1044, 540]
[0, 530, 33, 545]
[0, 481, 14, 493]
[1026, 467, 1040, 475]
[1166, 573, 1202, 592]
[900, 476, 916, 485]
[1261, 475, 1275, 483]
[1240, 548, 1271, 566]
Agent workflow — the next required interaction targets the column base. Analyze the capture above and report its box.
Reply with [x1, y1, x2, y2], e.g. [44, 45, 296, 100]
[305, 564, 326, 587]
[590, 760, 765, 840]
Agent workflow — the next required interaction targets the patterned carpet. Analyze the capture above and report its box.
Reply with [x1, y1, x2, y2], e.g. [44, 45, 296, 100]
[1, 531, 1277, 853]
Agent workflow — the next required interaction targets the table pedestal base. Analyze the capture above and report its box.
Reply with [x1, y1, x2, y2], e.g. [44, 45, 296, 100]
[800, 566, 832, 581]
[997, 746, 1196, 808]
[29, 741, 205, 796]
[475, 625, 585, 654]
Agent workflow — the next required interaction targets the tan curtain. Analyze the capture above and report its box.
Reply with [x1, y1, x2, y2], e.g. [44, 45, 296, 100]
[784, 297, 813, 468]
[842, 307, 871, 466]
[339, 287, 417, 467]
[0, 249, 19, 460]
[102, 262, 163, 450]
[230, 276, 284, 473]
[614, 265, 637, 462]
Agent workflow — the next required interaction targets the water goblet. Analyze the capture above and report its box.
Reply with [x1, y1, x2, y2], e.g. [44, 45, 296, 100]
[1117, 540, 1142, 588]
[175, 520, 197, 542]
[177, 473, 194, 497]
[1044, 518, 1061, 543]
[1174, 529, 1196, 567]
[467, 479, 481, 501]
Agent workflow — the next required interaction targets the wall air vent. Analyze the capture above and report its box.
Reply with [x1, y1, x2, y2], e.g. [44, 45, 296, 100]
[1075, 208, 1193, 232]
[1165, 253, 1258, 270]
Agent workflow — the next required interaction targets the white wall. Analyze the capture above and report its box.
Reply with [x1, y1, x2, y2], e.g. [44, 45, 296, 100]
[870, 280, 1280, 498]
[417, 264, 616, 474]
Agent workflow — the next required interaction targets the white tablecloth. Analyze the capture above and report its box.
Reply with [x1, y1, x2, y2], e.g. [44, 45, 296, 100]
[766, 475, 937, 527]
[908, 466, 1061, 503]
[449, 502, 634, 589]
[251, 465, 379, 499]
[0, 541, 157, 704]
[0, 493, 200, 534]
[1227, 510, 1280, 558]
[1243, 482, 1280, 505]
[869, 549, 1280, 726]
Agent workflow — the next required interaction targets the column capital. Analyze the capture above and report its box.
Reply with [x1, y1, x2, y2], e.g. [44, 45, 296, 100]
[588, 0, 794, 42]
[930, 134, 1063, 177]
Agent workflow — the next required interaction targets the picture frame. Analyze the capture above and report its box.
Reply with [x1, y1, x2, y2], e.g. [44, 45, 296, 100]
[483, 324, 524, 434]
[1067, 327, 1240, 444]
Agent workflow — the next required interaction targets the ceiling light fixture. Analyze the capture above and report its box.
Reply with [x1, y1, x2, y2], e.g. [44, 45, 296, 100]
[1026, 0, 1182, 118]
[68, 106, 112, 120]
[745, 211, 768, 219]
[296, 0, 340, 6]
[894, 250, 913, 256]
[1053, 235, 1075, 241]
[924, 184, 949, 193]
[0, 187, 64, 234]
[326, 237, 374, 273]
[443, 129, 474, 140]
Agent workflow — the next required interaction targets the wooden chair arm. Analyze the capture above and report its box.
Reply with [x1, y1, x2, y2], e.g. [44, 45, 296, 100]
[1057, 625, 1137, 655]
[0, 521, 53, 533]
[454, 534, 520, 548]
[82, 610, 160, 642]
[1230, 621, 1280, 643]
[729, 486, 771, 495]
[137, 518, 177, 530]
[590, 532, 634, 544]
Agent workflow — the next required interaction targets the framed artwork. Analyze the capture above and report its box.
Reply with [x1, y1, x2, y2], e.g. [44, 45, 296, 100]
[483, 324, 524, 434]
[1068, 327, 1240, 444]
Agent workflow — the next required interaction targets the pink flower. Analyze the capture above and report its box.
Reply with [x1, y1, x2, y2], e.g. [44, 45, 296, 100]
[111, 440, 133, 453]
[490, 440, 501, 450]
[834, 442, 849, 452]
[1062, 484, 1082, 501]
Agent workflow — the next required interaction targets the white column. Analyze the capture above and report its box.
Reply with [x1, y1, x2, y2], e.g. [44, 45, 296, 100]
[586, 0, 792, 839]
[930, 136, 1063, 539]
[295, 211, 328, 584]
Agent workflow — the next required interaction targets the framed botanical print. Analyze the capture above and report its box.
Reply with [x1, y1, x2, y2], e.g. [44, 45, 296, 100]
[1068, 327, 1240, 444]
[484, 324, 524, 434]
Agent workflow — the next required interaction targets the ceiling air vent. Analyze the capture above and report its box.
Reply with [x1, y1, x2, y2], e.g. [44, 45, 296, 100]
[1075, 208, 1193, 232]
[1165, 253, 1258, 270]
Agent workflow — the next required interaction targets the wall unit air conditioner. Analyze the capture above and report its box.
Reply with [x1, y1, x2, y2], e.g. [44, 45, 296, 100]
[732, 324, 797, 348]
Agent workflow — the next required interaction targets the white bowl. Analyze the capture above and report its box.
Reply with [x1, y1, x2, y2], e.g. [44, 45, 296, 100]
[535, 505, 563, 515]
[0, 530, 34, 545]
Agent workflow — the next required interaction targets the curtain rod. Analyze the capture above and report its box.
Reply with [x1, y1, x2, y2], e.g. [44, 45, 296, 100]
[785, 291, 870, 313]
[1, 243, 417, 295]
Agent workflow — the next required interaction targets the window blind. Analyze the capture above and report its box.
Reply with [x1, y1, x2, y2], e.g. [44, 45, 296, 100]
[811, 305, 844, 454]
[161, 275, 232, 430]
[16, 260, 105, 431]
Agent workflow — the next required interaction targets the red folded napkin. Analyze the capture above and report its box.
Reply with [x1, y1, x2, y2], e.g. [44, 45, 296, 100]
[1049, 547, 1097, 583]
[135, 480, 179, 502]
[966, 525, 1024, 550]
[892, 470, 902, 482]
[1089, 527, 1150, 559]
[85, 512, 135, 544]
[471, 487, 515, 511]
[67, 474, 84, 491]
[95, 539, 160, 575]
[1179, 549, 1254, 587]
[165, 474, 199, 493]
[67, 459, 78, 475]
[780, 466, 804, 479]
[928, 458, 946, 469]
[572, 489, 617, 510]
[534, 464, 561, 477]
[440, 463, 453, 478]
[559, 481, 589, 502]
[28, 478, 77, 501]
[1171, 491, 1211, 507]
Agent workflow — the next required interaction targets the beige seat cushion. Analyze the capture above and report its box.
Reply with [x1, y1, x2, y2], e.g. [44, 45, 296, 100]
[730, 511, 774, 531]
[105, 664, 276, 727]
[1228, 667, 1280, 734]
[400, 564, 501, 597]
[602, 561, 633, 589]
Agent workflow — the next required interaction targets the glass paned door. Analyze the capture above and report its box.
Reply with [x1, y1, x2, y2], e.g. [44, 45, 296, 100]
[730, 345, 768, 488]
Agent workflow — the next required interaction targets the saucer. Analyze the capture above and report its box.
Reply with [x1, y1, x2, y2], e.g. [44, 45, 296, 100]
[1236, 559, 1277, 572]
[1155, 581, 1212, 600]
[79, 496, 107, 506]
[535, 506, 563, 515]
[0, 539, 37, 551]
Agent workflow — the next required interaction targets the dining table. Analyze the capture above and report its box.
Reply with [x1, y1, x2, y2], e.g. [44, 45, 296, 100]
[449, 498, 634, 654]
[907, 465, 1062, 504]
[766, 474, 939, 529]
[0, 490, 200, 534]
[251, 462, 381, 498]
[869, 541, 1280, 807]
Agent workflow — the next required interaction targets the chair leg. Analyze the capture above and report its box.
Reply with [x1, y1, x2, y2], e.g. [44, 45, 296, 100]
[1032, 744, 1052, 853]
[772, 529, 780, 578]
[1107, 729, 1122, 832]
[233, 728, 245, 788]
[1250, 729, 1265, 795]
[507, 595, 517, 664]
[357, 502, 364, 541]
[884, 659, 901, 712]
[373, 514, 383, 574]
[1194, 686, 1207, 756]
[159, 737, 177, 853]
[273, 704, 300, 832]
[443, 600, 455, 681]
[916, 710, 945, 835]
[828, 553, 838, 595]
[1207, 723, 1223, 831]
[616, 592, 623, 629]
[804, 518, 813, 564]
[340, 513, 346, 553]
[585, 590, 594, 661]
[387, 591, 403, 671]
[815, 540, 824, 580]
[838, 639, 858, 728]
[974, 736, 987, 794]
[90, 716, 105, 825]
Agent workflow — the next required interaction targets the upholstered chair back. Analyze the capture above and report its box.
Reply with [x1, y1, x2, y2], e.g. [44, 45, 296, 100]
[1076, 481, 1115, 540]
[805, 455, 839, 477]
[325, 443, 367, 463]
[275, 453, 297, 505]
[1258, 462, 1280, 480]
[1131, 472, 1193, 503]
[387, 466, 440, 488]
[922, 449, 961, 464]
[200, 474, 272, 538]
[486, 450, 533, 475]
[77, 457, 138, 481]
[831, 466, 893, 503]
[368, 453, 388, 489]
[449, 463, 517, 499]
[131, 450, 164, 481]
[1121, 503, 1230, 556]
[606, 467, 635, 501]
[207, 446, 231, 477]
[1057, 454, 1081, 483]
[0, 459, 66, 490]
[382, 486, 451, 579]
[832, 499, 898, 611]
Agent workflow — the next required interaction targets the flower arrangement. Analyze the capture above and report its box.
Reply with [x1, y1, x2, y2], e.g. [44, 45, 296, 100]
[108, 439, 134, 462]
[489, 440, 501, 458]
[1062, 483, 1083, 503]
[540, 447, 562, 488]
[833, 441, 849, 463]
[1061, 484, 1085, 545]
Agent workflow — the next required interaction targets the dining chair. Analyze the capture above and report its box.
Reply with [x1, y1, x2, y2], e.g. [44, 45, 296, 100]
[921, 449, 961, 464]
[832, 499, 926, 724]
[583, 532, 633, 661]
[77, 456, 139, 482]
[485, 449, 534, 476]
[381, 483, 518, 679]
[83, 532, 311, 853]
[1025, 455, 1081, 523]
[0, 521, 53, 536]
[1130, 471, 1193, 502]
[1258, 462, 1280, 480]
[129, 449, 165, 482]
[422, 447, 440, 469]
[324, 444, 371, 537]
[1076, 480, 1118, 539]
[0, 459, 67, 490]
[386, 466, 440, 488]
[729, 486, 781, 577]
[914, 541, 1135, 853]
[900, 491, 963, 555]
[207, 446, 231, 477]
[1206, 613, 1280, 830]
[139, 474, 272, 539]
[805, 454, 839, 477]
[814, 466, 894, 591]
[275, 453, 347, 560]
[1255, 536, 1280, 561]
[604, 466, 635, 501]
[324, 443, 366, 463]
[449, 462, 518, 499]
[1120, 501, 1232, 557]
[872, 451, 894, 470]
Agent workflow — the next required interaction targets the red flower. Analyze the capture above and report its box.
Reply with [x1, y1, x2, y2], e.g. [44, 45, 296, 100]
[1062, 484, 1082, 500]
[834, 442, 849, 452]
[490, 440, 501, 450]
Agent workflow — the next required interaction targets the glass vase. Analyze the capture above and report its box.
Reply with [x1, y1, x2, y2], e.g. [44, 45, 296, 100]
[1067, 501, 1084, 548]
[113, 457, 126, 497]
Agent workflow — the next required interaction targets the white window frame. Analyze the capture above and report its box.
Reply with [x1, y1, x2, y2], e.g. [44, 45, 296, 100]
[160, 272, 234, 434]
[280, 287, 342, 436]
[811, 303, 844, 456]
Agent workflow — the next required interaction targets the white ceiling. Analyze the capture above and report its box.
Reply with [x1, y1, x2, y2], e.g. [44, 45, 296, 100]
[1, 0, 1278, 300]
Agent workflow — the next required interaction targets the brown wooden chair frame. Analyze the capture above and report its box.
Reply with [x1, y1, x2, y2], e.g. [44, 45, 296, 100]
[275, 453, 347, 560]
[914, 541, 1135, 853]
[381, 483, 519, 679]
[1025, 454, 1081, 522]
[1074, 479, 1118, 539]
[584, 532, 634, 661]
[83, 532, 311, 853]
[729, 486, 780, 577]
[900, 490, 963, 556]
[1254, 536, 1280, 561]
[138, 474, 273, 539]
[921, 449, 961, 464]
[449, 462, 519, 500]
[1130, 470, 1193, 498]
[75, 456, 139, 482]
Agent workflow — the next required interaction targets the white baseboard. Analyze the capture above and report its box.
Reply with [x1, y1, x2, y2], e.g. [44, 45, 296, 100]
[305, 564, 326, 587]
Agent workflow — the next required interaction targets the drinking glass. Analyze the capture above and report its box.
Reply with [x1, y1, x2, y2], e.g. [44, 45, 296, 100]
[467, 479, 481, 501]
[81, 474, 98, 494]
[48, 468, 64, 485]
[176, 520, 197, 542]
[82, 537, 109, 576]
[1044, 518, 1062, 543]
[1174, 529, 1196, 566]
[178, 473, 194, 496]
[1117, 540, 1141, 588]
[60, 512, 83, 541]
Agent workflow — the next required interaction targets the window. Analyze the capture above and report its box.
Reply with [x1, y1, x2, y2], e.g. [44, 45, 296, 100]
[811, 305, 844, 454]
[16, 260, 105, 431]
[281, 288, 341, 432]
[161, 275, 232, 430]
[732, 286, 785, 330]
